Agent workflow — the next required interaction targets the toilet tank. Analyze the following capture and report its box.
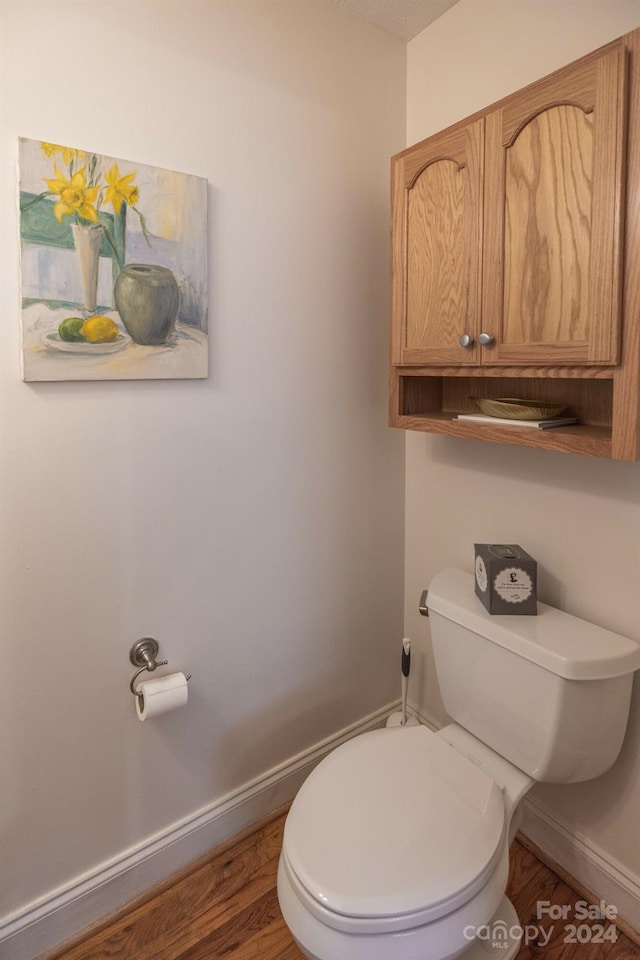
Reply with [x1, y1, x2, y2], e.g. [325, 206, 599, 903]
[426, 568, 640, 783]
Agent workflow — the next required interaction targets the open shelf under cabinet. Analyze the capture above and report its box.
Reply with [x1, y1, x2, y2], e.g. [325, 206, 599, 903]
[391, 371, 615, 458]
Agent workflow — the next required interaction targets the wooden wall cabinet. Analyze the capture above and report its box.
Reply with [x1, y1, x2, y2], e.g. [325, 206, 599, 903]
[390, 28, 640, 460]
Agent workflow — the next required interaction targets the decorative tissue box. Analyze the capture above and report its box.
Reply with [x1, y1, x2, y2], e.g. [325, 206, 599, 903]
[474, 544, 537, 615]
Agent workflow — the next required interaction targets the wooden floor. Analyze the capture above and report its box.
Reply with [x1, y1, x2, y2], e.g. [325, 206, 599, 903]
[42, 809, 640, 960]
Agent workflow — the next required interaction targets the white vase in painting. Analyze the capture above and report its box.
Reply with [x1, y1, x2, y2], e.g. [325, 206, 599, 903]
[71, 222, 103, 317]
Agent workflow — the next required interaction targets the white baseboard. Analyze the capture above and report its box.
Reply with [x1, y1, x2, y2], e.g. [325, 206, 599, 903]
[0, 700, 399, 960]
[520, 797, 640, 933]
[410, 704, 440, 731]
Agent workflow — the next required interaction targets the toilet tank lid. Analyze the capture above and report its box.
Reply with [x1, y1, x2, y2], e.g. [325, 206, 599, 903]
[427, 568, 640, 680]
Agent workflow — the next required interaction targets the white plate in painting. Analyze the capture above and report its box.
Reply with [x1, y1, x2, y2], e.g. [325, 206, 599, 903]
[43, 331, 132, 355]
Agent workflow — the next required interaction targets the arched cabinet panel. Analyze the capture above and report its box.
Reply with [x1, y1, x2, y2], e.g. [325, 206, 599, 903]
[391, 120, 483, 365]
[503, 105, 593, 350]
[484, 46, 626, 365]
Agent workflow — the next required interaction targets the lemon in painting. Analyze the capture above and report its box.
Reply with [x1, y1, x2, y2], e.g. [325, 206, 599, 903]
[81, 316, 120, 343]
[58, 317, 86, 342]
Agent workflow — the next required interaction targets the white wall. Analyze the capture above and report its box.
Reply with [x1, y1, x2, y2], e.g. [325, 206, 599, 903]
[0, 0, 406, 938]
[406, 0, 640, 918]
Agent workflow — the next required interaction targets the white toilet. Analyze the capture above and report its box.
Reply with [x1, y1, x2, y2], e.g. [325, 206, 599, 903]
[278, 568, 640, 960]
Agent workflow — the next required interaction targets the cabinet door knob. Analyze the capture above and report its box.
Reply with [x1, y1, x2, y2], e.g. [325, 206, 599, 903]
[478, 332, 495, 346]
[458, 333, 474, 348]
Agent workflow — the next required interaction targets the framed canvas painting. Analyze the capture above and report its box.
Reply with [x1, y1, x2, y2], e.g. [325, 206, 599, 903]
[18, 138, 208, 381]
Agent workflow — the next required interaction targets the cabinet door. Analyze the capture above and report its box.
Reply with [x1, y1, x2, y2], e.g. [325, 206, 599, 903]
[391, 120, 483, 365]
[483, 45, 627, 365]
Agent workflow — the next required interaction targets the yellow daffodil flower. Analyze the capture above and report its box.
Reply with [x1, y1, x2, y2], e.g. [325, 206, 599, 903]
[41, 142, 86, 166]
[44, 165, 99, 222]
[104, 163, 140, 215]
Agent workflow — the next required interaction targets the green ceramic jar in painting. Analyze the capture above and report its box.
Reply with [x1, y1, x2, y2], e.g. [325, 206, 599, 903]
[114, 263, 179, 345]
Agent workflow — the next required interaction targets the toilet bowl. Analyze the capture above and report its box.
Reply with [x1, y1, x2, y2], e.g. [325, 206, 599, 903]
[278, 568, 640, 960]
[278, 723, 530, 960]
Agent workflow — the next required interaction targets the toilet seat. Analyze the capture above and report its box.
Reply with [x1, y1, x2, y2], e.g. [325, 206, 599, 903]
[283, 726, 506, 935]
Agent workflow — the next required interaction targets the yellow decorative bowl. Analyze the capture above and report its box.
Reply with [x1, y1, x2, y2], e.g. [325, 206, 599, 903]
[471, 397, 567, 420]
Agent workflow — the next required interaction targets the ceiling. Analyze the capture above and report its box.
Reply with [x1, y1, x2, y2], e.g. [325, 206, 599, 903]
[330, 0, 462, 41]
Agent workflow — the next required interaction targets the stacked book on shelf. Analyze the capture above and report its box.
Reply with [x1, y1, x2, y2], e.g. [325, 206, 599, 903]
[456, 413, 579, 430]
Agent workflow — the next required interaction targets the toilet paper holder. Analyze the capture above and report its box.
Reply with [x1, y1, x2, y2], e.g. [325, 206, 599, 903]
[129, 638, 190, 698]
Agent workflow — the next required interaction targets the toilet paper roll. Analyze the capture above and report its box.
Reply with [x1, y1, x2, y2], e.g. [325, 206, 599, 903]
[135, 672, 188, 721]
